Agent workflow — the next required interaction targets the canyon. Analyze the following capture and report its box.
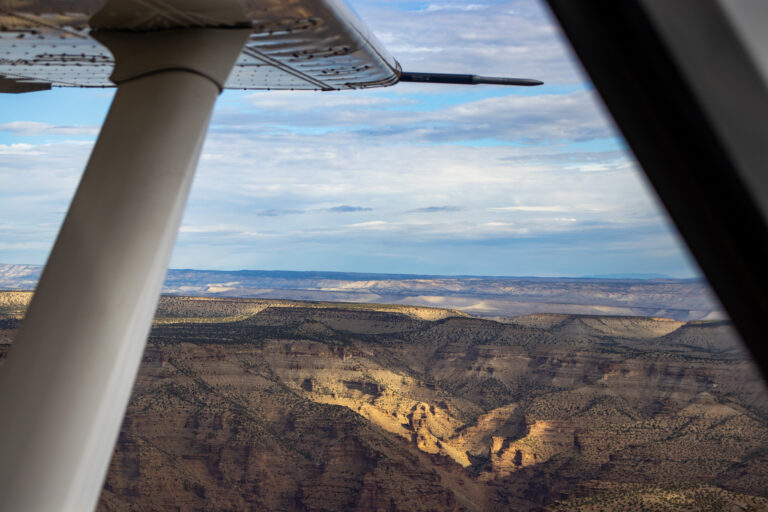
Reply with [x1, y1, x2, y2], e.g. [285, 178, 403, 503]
[0, 292, 765, 511]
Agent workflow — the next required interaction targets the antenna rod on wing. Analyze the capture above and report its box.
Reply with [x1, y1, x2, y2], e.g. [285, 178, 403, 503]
[399, 71, 543, 86]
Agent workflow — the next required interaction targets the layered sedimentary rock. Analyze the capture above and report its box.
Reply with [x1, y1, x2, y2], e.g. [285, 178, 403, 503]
[0, 293, 765, 511]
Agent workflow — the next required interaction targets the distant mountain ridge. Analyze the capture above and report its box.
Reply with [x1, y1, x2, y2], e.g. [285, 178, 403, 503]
[0, 263, 723, 321]
[587, 272, 675, 279]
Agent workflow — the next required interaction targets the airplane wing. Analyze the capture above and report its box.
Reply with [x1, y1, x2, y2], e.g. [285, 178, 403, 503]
[0, 0, 400, 91]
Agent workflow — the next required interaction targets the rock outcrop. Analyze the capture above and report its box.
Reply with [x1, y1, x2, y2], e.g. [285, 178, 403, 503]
[0, 294, 765, 511]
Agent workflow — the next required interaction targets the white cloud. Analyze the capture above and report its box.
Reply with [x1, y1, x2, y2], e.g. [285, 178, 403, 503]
[423, 3, 491, 12]
[0, 0, 697, 277]
[0, 121, 99, 137]
[345, 220, 390, 229]
[357, 0, 581, 83]
[0, 143, 40, 155]
[214, 89, 613, 146]
[244, 91, 411, 112]
[490, 206, 570, 212]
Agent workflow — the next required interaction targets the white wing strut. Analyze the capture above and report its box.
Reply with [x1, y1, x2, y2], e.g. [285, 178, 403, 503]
[0, 2, 402, 510]
[0, 28, 249, 512]
[0, 2, 540, 511]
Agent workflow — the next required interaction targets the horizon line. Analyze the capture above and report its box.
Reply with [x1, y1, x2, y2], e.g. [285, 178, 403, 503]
[0, 262, 704, 282]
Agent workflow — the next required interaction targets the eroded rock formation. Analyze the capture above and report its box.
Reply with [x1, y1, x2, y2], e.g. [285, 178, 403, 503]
[0, 293, 765, 511]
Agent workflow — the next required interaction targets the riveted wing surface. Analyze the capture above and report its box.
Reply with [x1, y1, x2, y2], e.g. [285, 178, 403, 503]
[0, 0, 400, 91]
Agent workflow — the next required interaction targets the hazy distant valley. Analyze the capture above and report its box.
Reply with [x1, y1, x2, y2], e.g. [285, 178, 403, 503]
[0, 264, 723, 321]
[0, 292, 765, 511]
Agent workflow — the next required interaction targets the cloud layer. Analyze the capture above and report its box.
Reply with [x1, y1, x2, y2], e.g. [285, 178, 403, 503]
[0, 0, 699, 277]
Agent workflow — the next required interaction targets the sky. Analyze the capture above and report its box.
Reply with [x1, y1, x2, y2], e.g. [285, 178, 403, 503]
[0, 0, 702, 278]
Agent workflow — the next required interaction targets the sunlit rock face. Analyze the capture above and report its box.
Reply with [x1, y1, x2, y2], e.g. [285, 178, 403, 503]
[0, 294, 766, 511]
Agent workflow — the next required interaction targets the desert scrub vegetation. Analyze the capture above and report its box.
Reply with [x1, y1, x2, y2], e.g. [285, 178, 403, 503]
[548, 483, 768, 511]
